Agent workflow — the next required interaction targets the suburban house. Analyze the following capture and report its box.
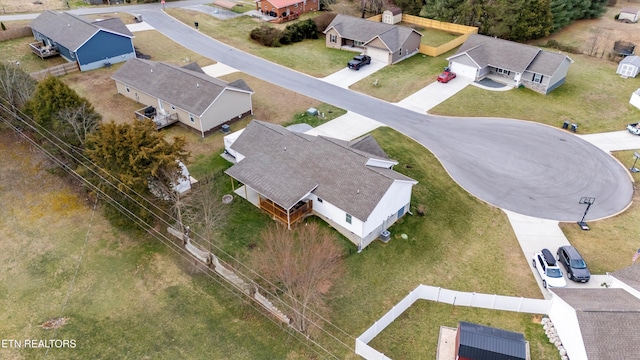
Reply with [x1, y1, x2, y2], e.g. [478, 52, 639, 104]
[382, 7, 402, 25]
[112, 58, 254, 137]
[447, 34, 573, 94]
[617, 55, 640, 77]
[255, 0, 319, 22]
[549, 264, 640, 359]
[618, 7, 640, 23]
[455, 321, 527, 360]
[223, 120, 417, 251]
[323, 14, 422, 64]
[29, 11, 135, 71]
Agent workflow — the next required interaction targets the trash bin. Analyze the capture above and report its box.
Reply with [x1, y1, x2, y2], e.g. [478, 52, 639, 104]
[571, 123, 578, 133]
[562, 121, 570, 129]
[221, 124, 230, 133]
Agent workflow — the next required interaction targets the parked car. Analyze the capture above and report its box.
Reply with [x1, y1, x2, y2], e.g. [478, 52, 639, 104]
[557, 245, 590, 283]
[437, 68, 456, 83]
[347, 55, 371, 70]
[532, 249, 567, 288]
[627, 123, 640, 135]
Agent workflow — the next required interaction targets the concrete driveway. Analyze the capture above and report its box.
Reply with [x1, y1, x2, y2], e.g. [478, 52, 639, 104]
[578, 130, 640, 152]
[395, 77, 473, 113]
[321, 61, 387, 88]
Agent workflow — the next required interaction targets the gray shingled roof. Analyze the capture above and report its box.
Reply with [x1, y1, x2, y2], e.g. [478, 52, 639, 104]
[349, 134, 390, 160]
[453, 34, 540, 73]
[552, 288, 640, 359]
[323, 14, 420, 52]
[111, 58, 253, 116]
[620, 55, 640, 68]
[458, 321, 526, 359]
[611, 263, 640, 293]
[451, 34, 570, 76]
[29, 11, 132, 51]
[225, 121, 416, 220]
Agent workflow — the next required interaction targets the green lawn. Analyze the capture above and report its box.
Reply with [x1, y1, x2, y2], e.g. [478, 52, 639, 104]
[417, 27, 460, 47]
[166, 9, 354, 77]
[430, 52, 640, 134]
[0, 36, 67, 74]
[349, 51, 453, 102]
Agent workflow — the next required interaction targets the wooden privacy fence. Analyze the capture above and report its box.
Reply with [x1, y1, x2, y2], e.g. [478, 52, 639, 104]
[367, 14, 478, 57]
[30, 62, 79, 81]
[0, 26, 32, 42]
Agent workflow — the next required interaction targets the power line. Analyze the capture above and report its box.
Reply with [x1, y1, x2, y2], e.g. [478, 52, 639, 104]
[0, 98, 355, 356]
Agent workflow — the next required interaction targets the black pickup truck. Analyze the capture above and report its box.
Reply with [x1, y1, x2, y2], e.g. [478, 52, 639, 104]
[347, 55, 371, 70]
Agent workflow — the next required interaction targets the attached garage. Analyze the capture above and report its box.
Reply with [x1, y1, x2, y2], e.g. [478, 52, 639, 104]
[448, 54, 479, 80]
[366, 46, 390, 63]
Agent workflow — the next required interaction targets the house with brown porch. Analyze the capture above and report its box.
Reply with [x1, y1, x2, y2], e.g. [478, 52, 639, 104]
[112, 58, 253, 137]
[224, 120, 417, 251]
[256, 0, 319, 23]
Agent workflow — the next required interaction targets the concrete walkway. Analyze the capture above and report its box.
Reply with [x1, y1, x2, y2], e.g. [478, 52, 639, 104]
[304, 112, 384, 140]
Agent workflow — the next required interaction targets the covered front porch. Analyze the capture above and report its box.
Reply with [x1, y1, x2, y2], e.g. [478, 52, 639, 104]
[233, 184, 312, 228]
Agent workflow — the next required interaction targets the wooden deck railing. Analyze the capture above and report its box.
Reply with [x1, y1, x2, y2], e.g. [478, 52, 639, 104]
[134, 107, 179, 129]
[29, 42, 60, 59]
[259, 199, 312, 226]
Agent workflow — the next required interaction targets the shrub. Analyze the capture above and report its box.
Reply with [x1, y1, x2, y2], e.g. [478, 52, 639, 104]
[250, 25, 283, 47]
[545, 39, 582, 54]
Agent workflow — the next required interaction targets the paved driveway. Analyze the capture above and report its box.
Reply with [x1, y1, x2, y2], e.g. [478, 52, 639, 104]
[395, 77, 473, 113]
[321, 61, 387, 88]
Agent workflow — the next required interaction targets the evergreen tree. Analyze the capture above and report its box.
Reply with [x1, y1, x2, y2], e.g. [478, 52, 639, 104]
[82, 120, 188, 227]
[422, 0, 464, 22]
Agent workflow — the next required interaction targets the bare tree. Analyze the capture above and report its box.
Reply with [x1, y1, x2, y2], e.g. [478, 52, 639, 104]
[56, 103, 101, 146]
[0, 63, 36, 121]
[183, 174, 229, 248]
[251, 222, 344, 336]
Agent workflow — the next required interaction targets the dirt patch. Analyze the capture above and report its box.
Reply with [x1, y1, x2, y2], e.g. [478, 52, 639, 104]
[542, 5, 640, 61]
[40, 317, 68, 330]
[0, 0, 66, 14]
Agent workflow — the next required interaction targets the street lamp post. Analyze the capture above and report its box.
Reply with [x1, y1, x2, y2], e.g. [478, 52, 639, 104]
[577, 197, 595, 231]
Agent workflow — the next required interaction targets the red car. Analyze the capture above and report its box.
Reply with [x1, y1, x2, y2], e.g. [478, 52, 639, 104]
[437, 70, 456, 83]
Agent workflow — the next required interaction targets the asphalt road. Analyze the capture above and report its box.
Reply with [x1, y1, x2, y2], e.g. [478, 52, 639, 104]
[4, 5, 632, 222]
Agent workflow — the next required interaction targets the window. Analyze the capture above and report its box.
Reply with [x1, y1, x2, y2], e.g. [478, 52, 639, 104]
[346, 214, 352, 224]
[533, 73, 543, 83]
[330, 34, 337, 43]
[125, 85, 130, 93]
[189, 114, 195, 123]
[354, 41, 364, 47]
[496, 68, 510, 76]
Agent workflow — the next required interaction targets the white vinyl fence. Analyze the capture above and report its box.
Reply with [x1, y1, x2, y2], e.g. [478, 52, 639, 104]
[355, 284, 552, 360]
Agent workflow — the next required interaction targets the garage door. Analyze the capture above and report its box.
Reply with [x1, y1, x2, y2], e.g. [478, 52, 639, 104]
[366, 47, 390, 64]
[450, 62, 478, 80]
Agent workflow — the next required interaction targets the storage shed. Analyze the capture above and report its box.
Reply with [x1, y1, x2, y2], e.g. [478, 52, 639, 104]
[455, 321, 527, 360]
[382, 7, 402, 25]
[617, 55, 640, 78]
[619, 8, 640, 23]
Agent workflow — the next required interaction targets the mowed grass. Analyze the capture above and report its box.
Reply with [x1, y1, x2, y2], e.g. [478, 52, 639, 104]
[0, 130, 311, 360]
[349, 50, 453, 102]
[558, 150, 640, 275]
[321, 127, 555, 358]
[165, 9, 355, 77]
[370, 302, 552, 360]
[430, 52, 640, 133]
[0, 36, 67, 73]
